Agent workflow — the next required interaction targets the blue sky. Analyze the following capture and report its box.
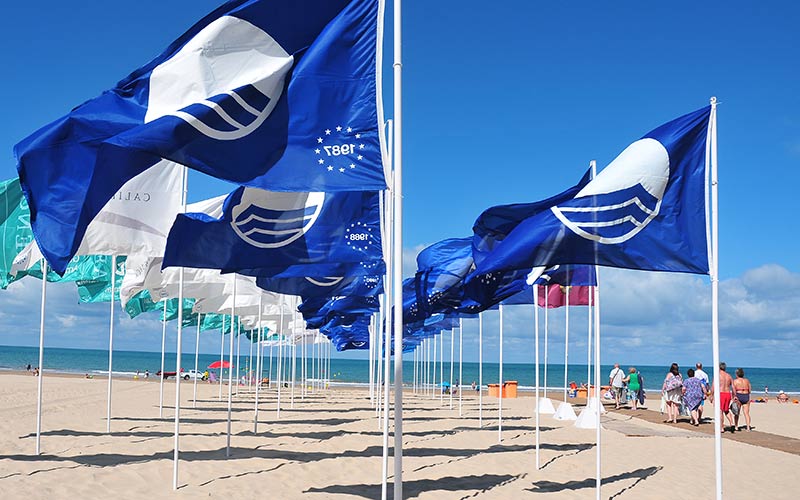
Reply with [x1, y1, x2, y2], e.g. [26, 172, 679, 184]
[0, 1, 798, 367]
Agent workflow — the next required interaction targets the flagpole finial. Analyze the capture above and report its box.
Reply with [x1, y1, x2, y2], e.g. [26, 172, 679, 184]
[710, 96, 717, 105]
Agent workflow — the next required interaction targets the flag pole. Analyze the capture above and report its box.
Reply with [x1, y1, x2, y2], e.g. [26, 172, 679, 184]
[708, 97, 722, 500]
[449, 327, 454, 409]
[459, 318, 463, 417]
[544, 293, 549, 400]
[160, 301, 168, 415]
[439, 330, 444, 405]
[391, 0, 404, 496]
[479, 312, 483, 427]
[498, 304, 504, 442]
[587, 285, 592, 393]
[564, 289, 570, 403]
[226, 279, 237, 457]
[172, 164, 188, 491]
[106, 254, 117, 434]
[218, 315, 225, 400]
[277, 296, 284, 418]
[590, 159, 603, 500]
[534, 285, 540, 469]
[254, 294, 263, 433]
[35, 258, 47, 455]
[193, 314, 201, 408]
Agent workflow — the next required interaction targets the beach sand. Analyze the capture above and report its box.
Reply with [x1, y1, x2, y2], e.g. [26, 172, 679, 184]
[1, 372, 798, 499]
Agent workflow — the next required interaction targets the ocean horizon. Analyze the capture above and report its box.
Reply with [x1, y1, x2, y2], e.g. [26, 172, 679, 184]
[2, 344, 798, 394]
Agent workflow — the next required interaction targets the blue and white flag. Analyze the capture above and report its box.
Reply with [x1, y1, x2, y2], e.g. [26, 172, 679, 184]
[471, 106, 712, 279]
[163, 187, 383, 277]
[15, 0, 386, 273]
[257, 273, 383, 299]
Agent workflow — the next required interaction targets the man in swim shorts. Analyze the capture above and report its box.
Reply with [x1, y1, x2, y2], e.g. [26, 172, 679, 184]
[716, 362, 736, 432]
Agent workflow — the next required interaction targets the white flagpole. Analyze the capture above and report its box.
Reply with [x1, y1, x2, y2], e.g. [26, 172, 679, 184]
[449, 327, 454, 409]
[376, 297, 384, 418]
[268, 340, 273, 389]
[564, 288, 570, 402]
[591, 159, 603, 500]
[35, 259, 47, 455]
[479, 312, 483, 427]
[392, 0, 404, 495]
[248, 319, 254, 392]
[226, 279, 237, 458]
[370, 315, 375, 401]
[439, 328, 444, 404]
[459, 318, 463, 417]
[218, 315, 225, 400]
[708, 97, 722, 500]
[161, 300, 168, 414]
[193, 314, 201, 408]
[534, 286, 541, 469]
[291, 332, 296, 408]
[235, 323, 241, 395]
[254, 295, 263, 433]
[544, 293, 549, 399]
[172, 165, 188, 491]
[587, 286, 592, 392]
[106, 254, 117, 434]
[498, 304, 504, 442]
[277, 297, 284, 418]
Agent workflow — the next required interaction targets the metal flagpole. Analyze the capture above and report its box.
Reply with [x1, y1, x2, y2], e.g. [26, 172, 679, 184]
[380, 167, 393, 500]
[291, 333, 296, 408]
[563, 288, 570, 402]
[218, 315, 225, 400]
[161, 300, 168, 414]
[432, 336, 437, 399]
[392, 0, 405, 495]
[254, 294, 263, 433]
[534, 286, 541, 469]
[587, 286, 592, 391]
[449, 327, 454, 409]
[498, 304, 504, 442]
[172, 165, 188, 491]
[439, 329, 444, 404]
[193, 314, 201, 408]
[248, 318, 254, 392]
[370, 315, 375, 401]
[591, 159, 602, 500]
[35, 259, 47, 455]
[708, 97, 722, 500]
[544, 293, 549, 398]
[479, 312, 483, 427]
[277, 296, 284, 418]
[226, 278, 237, 458]
[268, 340, 273, 389]
[106, 254, 117, 434]
[235, 323, 241, 395]
[459, 318, 463, 417]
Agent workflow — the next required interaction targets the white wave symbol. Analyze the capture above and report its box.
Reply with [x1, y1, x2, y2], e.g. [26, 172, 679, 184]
[146, 16, 293, 141]
[230, 191, 325, 249]
[552, 138, 670, 245]
[306, 277, 344, 287]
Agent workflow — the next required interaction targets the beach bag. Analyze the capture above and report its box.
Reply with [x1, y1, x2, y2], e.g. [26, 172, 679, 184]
[730, 397, 741, 416]
[664, 375, 683, 392]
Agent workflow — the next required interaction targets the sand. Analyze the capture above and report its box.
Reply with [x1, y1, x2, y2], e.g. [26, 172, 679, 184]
[0, 372, 798, 499]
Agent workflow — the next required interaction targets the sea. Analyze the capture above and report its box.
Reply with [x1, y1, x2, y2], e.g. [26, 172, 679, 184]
[1, 345, 798, 394]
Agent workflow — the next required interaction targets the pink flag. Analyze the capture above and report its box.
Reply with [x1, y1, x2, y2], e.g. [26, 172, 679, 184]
[538, 284, 593, 308]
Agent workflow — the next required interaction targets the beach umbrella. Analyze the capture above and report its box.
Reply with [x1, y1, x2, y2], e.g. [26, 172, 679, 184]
[208, 360, 231, 369]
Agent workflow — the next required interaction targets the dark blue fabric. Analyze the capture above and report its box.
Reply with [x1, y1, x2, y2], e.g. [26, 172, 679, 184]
[470, 106, 711, 280]
[15, 0, 384, 273]
[163, 188, 382, 277]
[257, 273, 383, 299]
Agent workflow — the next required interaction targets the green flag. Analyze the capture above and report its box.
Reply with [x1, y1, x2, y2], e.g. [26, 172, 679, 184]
[76, 256, 127, 303]
[0, 178, 33, 289]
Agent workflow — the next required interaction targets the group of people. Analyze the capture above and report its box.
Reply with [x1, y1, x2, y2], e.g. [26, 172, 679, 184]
[660, 362, 753, 432]
[608, 363, 645, 410]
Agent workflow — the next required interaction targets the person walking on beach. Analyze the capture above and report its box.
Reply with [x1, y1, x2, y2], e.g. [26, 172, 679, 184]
[694, 362, 710, 421]
[733, 368, 752, 431]
[716, 362, 736, 432]
[623, 367, 643, 410]
[609, 363, 625, 410]
[662, 363, 683, 423]
[682, 368, 704, 426]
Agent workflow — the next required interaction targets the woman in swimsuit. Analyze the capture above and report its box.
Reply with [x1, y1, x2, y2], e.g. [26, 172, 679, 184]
[733, 368, 752, 431]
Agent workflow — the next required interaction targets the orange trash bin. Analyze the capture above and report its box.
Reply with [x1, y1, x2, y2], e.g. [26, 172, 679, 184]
[488, 383, 499, 397]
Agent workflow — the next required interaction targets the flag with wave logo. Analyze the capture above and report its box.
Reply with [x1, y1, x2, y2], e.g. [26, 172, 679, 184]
[15, 0, 387, 274]
[164, 187, 382, 277]
[76, 256, 127, 303]
[471, 106, 711, 281]
[257, 273, 383, 299]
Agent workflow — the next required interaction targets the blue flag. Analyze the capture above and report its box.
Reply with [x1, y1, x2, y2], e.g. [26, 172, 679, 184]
[257, 273, 383, 299]
[163, 187, 383, 277]
[471, 106, 711, 279]
[15, 0, 386, 273]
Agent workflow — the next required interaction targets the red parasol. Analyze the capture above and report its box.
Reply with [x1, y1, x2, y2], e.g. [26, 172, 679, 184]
[208, 360, 231, 369]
